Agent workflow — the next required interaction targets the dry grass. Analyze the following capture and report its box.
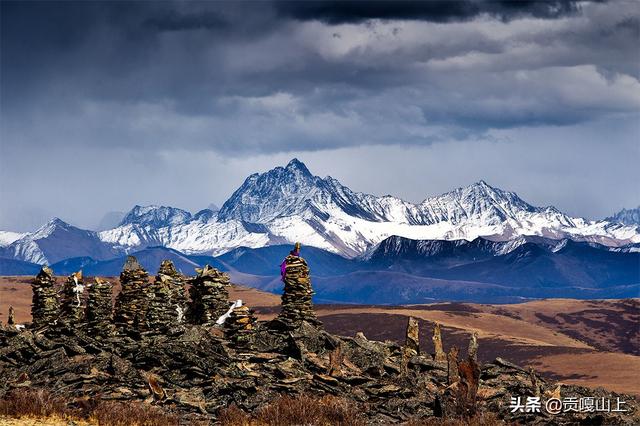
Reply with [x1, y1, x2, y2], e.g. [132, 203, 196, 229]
[403, 412, 506, 425]
[0, 389, 179, 426]
[218, 394, 366, 426]
[0, 389, 67, 419]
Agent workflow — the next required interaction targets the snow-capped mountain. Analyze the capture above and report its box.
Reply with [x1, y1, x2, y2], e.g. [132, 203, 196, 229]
[119, 205, 192, 228]
[0, 218, 120, 265]
[606, 206, 640, 226]
[3, 159, 639, 264]
[215, 159, 639, 256]
[0, 231, 26, 248]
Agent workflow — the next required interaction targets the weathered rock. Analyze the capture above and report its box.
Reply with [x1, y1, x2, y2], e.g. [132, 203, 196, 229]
[114, 256, 150, 332]
[433, 322, 446, 363]
[7, 305, 15, 326]
[2, 256, 639, 426]
[145, 262, 182, 332]
[405, 316, 420, 356]
[224, 304, 257, 348]
[60, 271, 85, 325]
[85, 277, 114, 338]
[447, 346, 460, 385]
[158, 260, 188, 323]
[31, 266, 59, 328]
[277, 250, 320, 327]
[468, 331, 478, 363]
[188, 265, 230, 326]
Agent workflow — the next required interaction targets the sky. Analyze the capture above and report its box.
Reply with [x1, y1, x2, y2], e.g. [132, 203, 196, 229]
[1, 0, 639, 232]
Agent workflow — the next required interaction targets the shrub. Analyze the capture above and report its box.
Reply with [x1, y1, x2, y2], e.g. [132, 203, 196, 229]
[219, 394, 366, 426]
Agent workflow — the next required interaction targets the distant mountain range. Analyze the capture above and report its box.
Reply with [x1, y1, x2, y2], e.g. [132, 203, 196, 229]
[1, 235, 637, 304]
[0, 159, 638, 304]
[1, 159, 638, 265]
[607, 206, 640, 226]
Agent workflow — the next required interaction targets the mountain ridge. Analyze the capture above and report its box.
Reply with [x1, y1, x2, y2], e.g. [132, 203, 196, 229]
[2, 159, 639, 264]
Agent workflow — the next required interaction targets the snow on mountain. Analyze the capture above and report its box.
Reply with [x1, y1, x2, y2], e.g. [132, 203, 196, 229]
[606, 206, 640, 226]
[0, 231, 26, 248]
[216, 159, 639, 256]
[1, 218, 120, 265]
[119, 205, 192, 228]
[3, 159, 639, 261]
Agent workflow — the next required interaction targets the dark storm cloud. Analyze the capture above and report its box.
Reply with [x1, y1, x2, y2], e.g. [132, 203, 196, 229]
[273, 0, 587, 24]
[1, 0, 638, 230]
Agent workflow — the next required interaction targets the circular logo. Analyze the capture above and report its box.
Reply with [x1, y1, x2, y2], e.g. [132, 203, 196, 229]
[545, 398, 562, 415]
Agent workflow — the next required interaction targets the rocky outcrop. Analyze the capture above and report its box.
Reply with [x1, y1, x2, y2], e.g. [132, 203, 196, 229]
[0, 260, 638, 425]
[433, 322, 446, 363]
[405, 316, 420, 356]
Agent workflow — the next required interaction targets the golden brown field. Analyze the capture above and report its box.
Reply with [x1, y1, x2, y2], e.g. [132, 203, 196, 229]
[1, 276, 638, 396]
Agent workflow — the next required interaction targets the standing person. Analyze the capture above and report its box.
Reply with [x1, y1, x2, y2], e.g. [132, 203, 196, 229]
[281, 242, 301, 281]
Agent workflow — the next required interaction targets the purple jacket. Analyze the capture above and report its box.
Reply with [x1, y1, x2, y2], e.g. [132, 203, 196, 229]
[281, 250, 300, 281]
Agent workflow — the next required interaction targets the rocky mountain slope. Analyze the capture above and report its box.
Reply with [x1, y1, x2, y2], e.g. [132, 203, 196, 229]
[607, 206, 640, 226]
[1, 159, 638, 264]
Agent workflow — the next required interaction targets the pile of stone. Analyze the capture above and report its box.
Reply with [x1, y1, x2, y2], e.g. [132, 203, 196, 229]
[114, 256, 150, 332]
[146, 263, 180, 332]
[188, 265, 230, 326]
[1, 260, 639, 425]
[224, 304, 257, 347]
[60, 271, 85, 325]
[157, 260, 188, 324]
[7, 306, 15, 326]
[277, 254, 320, 326]
[433, 322, 447, 362]
[85, 277, 114, 338]
[31, 266, 59, 328]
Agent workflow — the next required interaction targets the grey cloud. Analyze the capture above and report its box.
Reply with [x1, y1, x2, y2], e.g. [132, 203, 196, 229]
[1, 0, 638, 230]
[272, 0, 588, 24]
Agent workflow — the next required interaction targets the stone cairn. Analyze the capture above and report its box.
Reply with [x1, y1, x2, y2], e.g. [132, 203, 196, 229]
[31, 266, 59, 328]
[146, 262, 182, 332]
[224, 304, 257, 347]
[114, 256, 150, 332]
[432, 322, 447, 363]
[7, 306, 16, 326]
[60, 271, 85, 325]
[405, 316, 420, 356]
[86, 277, 114, 338]
[158, 260, 188, 324]
[277, 245, 320, 326]
[188, 265, 230, 326]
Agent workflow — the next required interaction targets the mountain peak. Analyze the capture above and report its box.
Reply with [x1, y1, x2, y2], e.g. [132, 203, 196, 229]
[472, 179, 491, 188]
[31, 217, 84, 240]
[284, 158, 312, 177]
[37, 217, 72, 233]
[119, 205, 192, 228]
[606, 206, 640, 226]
